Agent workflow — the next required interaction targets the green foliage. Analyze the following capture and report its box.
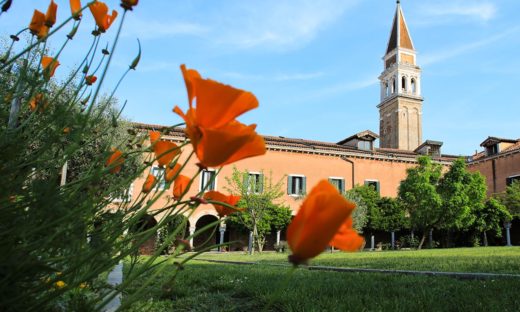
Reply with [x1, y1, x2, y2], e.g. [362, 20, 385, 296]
[157, 214, 189, 255]
[225, 168, 288, 253]
[372, 197, 409, 232]
[501, 181, 520, 218]
[345, 184, 380, 233]
[398, 156, 442, 248]
[473, 198, 511, 238]
[437, 159, 487, 230]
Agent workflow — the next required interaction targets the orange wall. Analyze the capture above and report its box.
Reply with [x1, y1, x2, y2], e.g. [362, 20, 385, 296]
[128, 144, 420, 225]
[468, 152, 520, 196]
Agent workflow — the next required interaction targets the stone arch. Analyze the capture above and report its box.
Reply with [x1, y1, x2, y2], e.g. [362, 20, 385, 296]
[191, 213, 219, 251]
[130, 214, 158, 255]
[411, 77, 417, 94]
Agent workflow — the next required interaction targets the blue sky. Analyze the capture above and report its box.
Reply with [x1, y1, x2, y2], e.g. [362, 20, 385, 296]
[2, 0, 519, 155]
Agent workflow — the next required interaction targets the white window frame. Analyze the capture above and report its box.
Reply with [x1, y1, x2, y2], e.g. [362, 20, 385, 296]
[151, 166, 167, 190]
[199, 168, 217, 192]
[288, 174, 306, 196]
[329, 177, 345, 193]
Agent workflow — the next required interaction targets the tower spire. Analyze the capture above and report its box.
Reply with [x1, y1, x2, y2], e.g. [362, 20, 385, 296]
[386, 1, 414, 54]
[377, 1, 423, 151]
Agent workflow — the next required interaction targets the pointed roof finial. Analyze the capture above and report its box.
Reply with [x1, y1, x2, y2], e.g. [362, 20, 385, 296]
[397, 0, 400, 4]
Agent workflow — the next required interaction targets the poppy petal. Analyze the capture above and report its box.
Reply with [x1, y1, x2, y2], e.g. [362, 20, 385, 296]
[287, 180, 357, 261]
[197, 121, 265, 167]
[193, 78, 259, 129]
[153, 140, 179, 167]
[173, 175, 191, 199]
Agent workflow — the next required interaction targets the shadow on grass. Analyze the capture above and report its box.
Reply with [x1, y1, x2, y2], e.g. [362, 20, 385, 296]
[124, 260, 520, 312]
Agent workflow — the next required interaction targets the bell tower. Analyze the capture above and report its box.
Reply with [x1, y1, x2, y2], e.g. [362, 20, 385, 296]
[378, 1, 423, 151]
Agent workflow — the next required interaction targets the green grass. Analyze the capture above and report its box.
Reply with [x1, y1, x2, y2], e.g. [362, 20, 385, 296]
[122, 248, 520, 311]
[197, 247, 520, 274]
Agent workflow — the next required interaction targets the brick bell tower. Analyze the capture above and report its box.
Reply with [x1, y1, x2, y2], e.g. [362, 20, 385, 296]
[378, 0, 423, 151]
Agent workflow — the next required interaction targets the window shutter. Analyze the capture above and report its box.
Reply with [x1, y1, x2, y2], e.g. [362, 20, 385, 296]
[339, 179, 345, 194]
[258, 174, 264, 193]
[287, 176, 293, 194]
[242, 173, 249, 192]
[302, 176, 307, 194]
[376, 182, 381, 194]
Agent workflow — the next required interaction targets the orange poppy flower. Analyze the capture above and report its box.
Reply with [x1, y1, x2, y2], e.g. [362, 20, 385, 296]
[172, 175, 190, 199]
[173, 64, 266, 168]
[85, 75, 97, 85]
[165, 163, 182, 183]
[154, 141, 179, 167]
[149, 131, 179, 167]
[142, 174, 156, 193]
[89, 1, 118, 32]
[330, 217, 364, 251]
[70, 0, 82, 19]
[286, 180, 360, 265]
[29, 93, 48, 112]
[45, 0, 58, 27]
[105, 149, 124, 174]
[203, 191, 243, 218]
[29, 10, 46, 37]
[149, 130, 161, 145]
[121, 0, 138, 10]
[41, 56, 60, 79]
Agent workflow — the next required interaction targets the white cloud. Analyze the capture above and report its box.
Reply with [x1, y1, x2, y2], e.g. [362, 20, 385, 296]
[122, 17, 209, 40]
[422, 26, 520, 66]
[222, 71, 325, 81]
[211, 0, 359, 50]
[418, 1, 497, 23]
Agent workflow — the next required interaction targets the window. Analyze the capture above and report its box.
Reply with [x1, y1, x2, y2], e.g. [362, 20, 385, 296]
[401, 76, 407, 92]
[288, 175, 306, 196]
[486, 144, 499, 156]
[411, 78, 417, 94]
[364, 180, 380, 194]
[506, 175, 520, 186]
[358, 141, 372, 151]
[246, 172, 264, 194]
[200, 169, 216, 191]
[329, 178, 345, 194]
[151, 166, 166, 190]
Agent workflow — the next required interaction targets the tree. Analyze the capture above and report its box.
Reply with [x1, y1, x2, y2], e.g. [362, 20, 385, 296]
[225, 168, 287, 254]
[437, 159, 486, 231]
[398, 156, 443, 249]
[501, 181, 520, 218]
[372, 197, 408, 248]
[345, 185, 380, 233]
[473, 198, 511, 246]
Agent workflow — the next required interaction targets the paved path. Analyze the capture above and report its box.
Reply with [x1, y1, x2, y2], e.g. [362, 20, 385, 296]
[197, 258, 520, 280]
[103, 262, 123, 312]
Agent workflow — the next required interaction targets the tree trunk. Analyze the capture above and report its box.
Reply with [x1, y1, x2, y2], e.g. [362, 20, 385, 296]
[418, 232, 427, 249]
[483, 231, 488, 247]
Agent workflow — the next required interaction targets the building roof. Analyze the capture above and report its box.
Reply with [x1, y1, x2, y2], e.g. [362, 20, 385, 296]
[480, 136, 518, 147]
[337, 130, 380, 145]
[386, 2, 414, 54]
[132, 122, 458, 164]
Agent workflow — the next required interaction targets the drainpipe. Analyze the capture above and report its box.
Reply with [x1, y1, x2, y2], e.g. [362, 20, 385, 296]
[491, 159, 497, 193]
[341, 157, 355, 189]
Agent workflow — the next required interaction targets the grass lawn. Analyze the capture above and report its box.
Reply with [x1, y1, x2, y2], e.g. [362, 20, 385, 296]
[122, 247, 520, 311]
[197, 247, 520, 274]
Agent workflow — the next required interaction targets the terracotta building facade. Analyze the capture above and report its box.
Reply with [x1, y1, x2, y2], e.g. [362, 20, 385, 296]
[122, 2, 518, 251]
